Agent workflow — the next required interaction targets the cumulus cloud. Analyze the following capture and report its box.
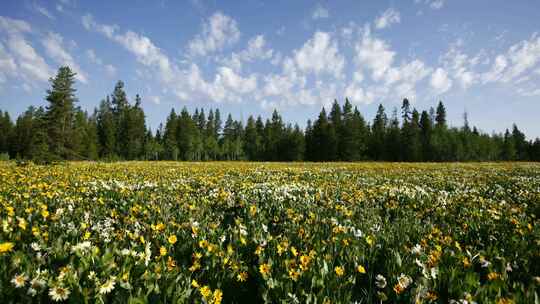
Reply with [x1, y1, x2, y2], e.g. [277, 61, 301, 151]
[374, 8, 400, 29]
[41, 32, 87, 83]
[293, 31, 345, 78]
[430, 67, 452, 94]
[499, 34, 540, 82]
[188, 12, 240, 57]
[0, 16, 53, 85]
[355, 25, 395, 81]
[221, 35, 274, 71]
[312, 4, 329, 20]
[82, 13, 259, 103]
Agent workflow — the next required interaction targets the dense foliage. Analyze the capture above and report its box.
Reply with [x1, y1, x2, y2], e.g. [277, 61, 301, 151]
[1, 66, 540, 162]
[0, 162, 538, 303]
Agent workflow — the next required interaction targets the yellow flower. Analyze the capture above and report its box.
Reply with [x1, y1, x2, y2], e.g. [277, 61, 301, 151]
[357, 265, 366, 274]
[200, 285, 212, 300]
[288, 268, 301, 281]
[300, 255, 311, 271]
[290, 246, 298, 257]
[168, 235, 177, 244]
[259, 263, 271, 277]
[366, 236, 374, 246]
[212, 289, 223, 304]
[17, 218, 27, 230]
[167, 256, 177, 271]
[334, 266, 345, 277]
[160, 246, 167, 256]
[191, 279, 199, 288]
[0, 242, 14, 254]
[237, 271, 248, 282]
[487, 272, 500, 281]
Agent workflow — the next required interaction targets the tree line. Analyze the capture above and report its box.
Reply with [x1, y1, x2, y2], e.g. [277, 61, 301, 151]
[1, 66, 539, 162]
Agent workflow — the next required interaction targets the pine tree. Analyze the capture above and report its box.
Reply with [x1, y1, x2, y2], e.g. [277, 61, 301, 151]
[370, 104, 387, 160]
[244, 116, 259, 161]
[339, 99, 355, 161]
[97, 97, 117, 159]
[435, 101, 447, 129]
[385, 108, 401, 161]
[419, 110, 433, 161]
[45, 66, 78, 159]
[163, 109, 179, 160]
[0, 110, 13, 156]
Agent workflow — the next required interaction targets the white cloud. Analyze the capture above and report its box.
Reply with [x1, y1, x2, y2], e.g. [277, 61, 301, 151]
[355, 25, 395, 81]
[429, 0, 445, 9]
[221, 35, 274, 71]
[82, 14, 117, 39]
[0, 16, 32, 35]
[188, 12, 240, 57]
[83, 14, 261, 104]
[86, 49, 116, 77]
[114, 31, 174, 81]
[86, 49, 102, 65]
[416, 0, 445, 10]
[500, 34, 540, 82]
[41, 32, 87, 83]
[430, 67, 452, 94]
[294, 31, 345, 78]
[312, 4, 329, 20]
[0, 16, 53, 84]
[32, 3, 55, 20]
[149, 95, 161, 104]
[0, 42, 17, 83]
[374, 8, 400, 30]
[440, 43, 479, 89]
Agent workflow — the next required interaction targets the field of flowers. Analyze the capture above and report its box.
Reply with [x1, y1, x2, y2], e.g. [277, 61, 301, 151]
[0, 162, 539, 303]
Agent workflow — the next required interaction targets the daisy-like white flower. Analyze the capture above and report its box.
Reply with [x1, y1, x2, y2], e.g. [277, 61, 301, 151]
[375, 274, 387, 289]
[31, 242, 41, 251]
[11, 273, 28, 288]
[411, 244, 422, 255]
[30, 277, 46, 290]
[99, 276, 117, 295]
[49, 285, 71, 301]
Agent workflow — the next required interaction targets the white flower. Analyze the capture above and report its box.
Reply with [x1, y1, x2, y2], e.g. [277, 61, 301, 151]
[11, 273, 28, 288]
[99, 276, 117, 294]
[144, 242, 151, 266]
[411, 244, 422, 255]
[397, 273, 413, 289]
[31, 242, 41, 251]
[88, 271, 96, 280]
[71, 241, 92, 253]
[49, 286, 71, 301]
[30, 277, 46, 289]
[375, 274, 387, 288]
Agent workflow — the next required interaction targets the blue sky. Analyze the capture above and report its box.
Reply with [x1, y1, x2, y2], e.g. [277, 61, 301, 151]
[1, 0, 540, 138]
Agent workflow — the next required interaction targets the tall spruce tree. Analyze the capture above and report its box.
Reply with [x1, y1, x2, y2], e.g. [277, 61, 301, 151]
[45, 66, 78, 159]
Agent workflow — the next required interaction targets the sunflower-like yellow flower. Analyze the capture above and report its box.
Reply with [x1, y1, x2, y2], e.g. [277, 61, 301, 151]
[168, 235, 177, 244]
[237, 271, 248, 282]
[259, 263, 271, 277]
[0, 242, 14, 254]
[334, 266, 345, 277]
